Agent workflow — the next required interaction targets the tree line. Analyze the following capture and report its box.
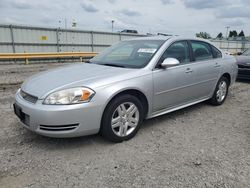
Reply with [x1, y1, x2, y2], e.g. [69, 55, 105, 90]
[196, 30, 245, 39]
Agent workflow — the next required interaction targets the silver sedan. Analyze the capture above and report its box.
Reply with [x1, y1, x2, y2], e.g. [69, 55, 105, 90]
[14, 37, 238, 142]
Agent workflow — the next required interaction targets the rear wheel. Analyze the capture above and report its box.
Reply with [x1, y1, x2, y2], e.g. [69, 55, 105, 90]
[209, 76, 229, 106]
[101, 94, 144, 142]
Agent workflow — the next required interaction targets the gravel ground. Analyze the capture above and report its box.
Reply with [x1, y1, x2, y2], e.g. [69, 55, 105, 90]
[0, 64, 249, 188]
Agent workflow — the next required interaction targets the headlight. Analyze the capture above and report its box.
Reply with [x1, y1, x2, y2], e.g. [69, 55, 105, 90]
[43, 87, 95, 105]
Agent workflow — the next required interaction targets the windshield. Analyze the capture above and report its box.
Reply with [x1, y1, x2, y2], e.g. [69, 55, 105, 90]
[89, 40, 165, 68]
[243, 48, 250, 56]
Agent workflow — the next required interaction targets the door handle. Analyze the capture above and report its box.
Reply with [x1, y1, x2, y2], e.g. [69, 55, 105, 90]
[185, 68, 193, 73]
[214, 63, 221, 68]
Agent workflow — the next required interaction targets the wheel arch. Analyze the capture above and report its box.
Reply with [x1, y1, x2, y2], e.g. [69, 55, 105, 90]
[221, 72, 231, 85]
[102, 88, 150, 120]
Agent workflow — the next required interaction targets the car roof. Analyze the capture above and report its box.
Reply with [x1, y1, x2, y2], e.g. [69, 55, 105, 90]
[127, 36, 211, 43]
[126, 36, 171, 41]
[125, 36, 222, 53]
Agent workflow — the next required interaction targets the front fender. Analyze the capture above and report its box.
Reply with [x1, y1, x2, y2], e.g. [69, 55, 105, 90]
[93, 73, 154, 118]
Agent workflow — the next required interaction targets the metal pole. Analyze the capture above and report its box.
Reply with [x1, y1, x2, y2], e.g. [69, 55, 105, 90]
[64, 18, 67, 29]
[56, 28, 60, 52]
[111, 20, 114, 32]
[225, 26, 230, 39]
[242, 39, 246, 52]
[91, 31, 94, 52]
[64, 19, 68, 47]
[119, 33, 122, 41]
[10, 25, 16, 53]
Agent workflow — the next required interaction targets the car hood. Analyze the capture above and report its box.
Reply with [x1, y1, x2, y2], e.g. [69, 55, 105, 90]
[235, 55, 250, 65]
[21, 63, 137, 99]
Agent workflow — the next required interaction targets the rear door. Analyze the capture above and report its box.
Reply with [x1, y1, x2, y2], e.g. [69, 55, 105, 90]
[188, 40, 221, 99]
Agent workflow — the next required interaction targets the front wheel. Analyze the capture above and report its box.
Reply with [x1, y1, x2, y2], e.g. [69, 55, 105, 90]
[209, 76, 229, 106]
[100, 94, 144, 142]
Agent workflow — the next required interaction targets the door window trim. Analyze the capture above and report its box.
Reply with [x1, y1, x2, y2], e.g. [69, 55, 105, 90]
[153, 39, 222, 70]
[155, 40, 191, 69]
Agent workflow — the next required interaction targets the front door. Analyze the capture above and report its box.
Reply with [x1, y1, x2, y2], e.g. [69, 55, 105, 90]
[152, 41, 196, 112]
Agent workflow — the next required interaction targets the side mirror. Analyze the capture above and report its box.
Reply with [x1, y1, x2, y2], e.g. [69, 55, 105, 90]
[161, 58, 180, 68]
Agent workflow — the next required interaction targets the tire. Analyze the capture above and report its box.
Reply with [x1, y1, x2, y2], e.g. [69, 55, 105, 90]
[100, 94, 144, 143]
[209, 76, 229, 106]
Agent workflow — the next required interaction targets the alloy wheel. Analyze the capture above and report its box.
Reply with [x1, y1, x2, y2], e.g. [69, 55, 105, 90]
[111, 102, 139, 137]
[216, 80, 227, 102]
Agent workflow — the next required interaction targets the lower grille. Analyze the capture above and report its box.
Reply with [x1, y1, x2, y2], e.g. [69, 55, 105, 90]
[20, 90, 38, 104]
[238, 64, 250, 69]
[39, 124, 79, 131]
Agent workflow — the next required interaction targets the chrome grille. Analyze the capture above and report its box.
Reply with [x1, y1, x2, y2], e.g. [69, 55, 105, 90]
[20, 90, 38, 104]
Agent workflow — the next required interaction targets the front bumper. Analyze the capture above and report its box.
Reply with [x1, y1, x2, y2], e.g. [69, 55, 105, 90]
[237, 67, 250, 80]
[14, 90, 103, 138]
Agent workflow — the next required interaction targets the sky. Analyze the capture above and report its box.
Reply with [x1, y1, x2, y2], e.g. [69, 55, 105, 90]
[0, 0, 250, 37]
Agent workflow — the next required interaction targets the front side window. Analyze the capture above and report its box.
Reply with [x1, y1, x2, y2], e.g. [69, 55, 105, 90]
[191, 41, 213, 61]
[90, 40, 165, 68]
[160, 41, 190, 64]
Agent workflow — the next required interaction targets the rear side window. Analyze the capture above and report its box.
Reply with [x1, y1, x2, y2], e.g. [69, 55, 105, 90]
[212, 46, 222, 58]
[191, 41, 213, 61]
[160, 41, 190, 64]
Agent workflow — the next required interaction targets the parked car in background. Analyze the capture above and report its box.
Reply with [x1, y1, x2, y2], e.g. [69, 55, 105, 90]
[14, 37, 238, 142]
[236, 48, 250, 80]
[120, 29, 138, 34]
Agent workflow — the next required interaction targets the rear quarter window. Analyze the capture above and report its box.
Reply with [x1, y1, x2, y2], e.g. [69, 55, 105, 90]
[191, 41, 213, 61]
[212, 46, 222, 58]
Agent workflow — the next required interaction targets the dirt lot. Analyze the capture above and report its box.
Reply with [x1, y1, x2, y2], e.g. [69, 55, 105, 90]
[0, 63, 249, 188]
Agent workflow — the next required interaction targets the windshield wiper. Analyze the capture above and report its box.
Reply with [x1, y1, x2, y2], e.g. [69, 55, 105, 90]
[102, 63, 125, 68]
